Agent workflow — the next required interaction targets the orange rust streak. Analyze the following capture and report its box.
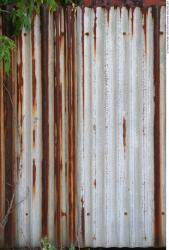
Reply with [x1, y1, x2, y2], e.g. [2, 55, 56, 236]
[67, 8, 76, 244]
[32, 159, 36, 198]
[142, 9, 148, 53]
[32, 15, 37, 115]
[54, 9, 62, 247]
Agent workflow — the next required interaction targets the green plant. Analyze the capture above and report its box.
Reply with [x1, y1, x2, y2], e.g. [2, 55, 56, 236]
[40, 237, 56, 250]
[0, 35, 15, 74]
[0, 0, 80, 73]
[69, 244, 76, 250]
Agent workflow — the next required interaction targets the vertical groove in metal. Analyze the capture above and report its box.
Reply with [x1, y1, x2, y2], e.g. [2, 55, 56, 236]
[159, 6, 166, 246]
[40, 4, 49, 237]
[67, 7, 76, 244]
[54, 8, 61, 247]
[77, 6, 165, 247]
[152, 5, 161, 246]
[30, 14, 42, 247]
[0, 5, 166, 248]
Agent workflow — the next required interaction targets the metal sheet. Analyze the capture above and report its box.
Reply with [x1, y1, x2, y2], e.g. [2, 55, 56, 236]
[76, 6, 166, 248]
[0, 4, 166, 248]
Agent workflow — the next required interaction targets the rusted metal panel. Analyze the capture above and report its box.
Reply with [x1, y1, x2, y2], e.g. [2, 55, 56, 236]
[76, 5, 165, 247]
[82, 0, 166, 7]
[0, 3, 166, 248]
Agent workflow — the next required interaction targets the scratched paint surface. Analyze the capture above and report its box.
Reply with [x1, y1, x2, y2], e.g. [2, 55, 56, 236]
[0, 4, 166, 248]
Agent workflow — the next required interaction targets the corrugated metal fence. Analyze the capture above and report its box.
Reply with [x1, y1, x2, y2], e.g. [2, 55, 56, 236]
[0, 1, 166, 248]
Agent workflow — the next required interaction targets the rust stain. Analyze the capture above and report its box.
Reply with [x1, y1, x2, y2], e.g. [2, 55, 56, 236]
[93, 7, 97, 56]
[31, 15, 37, 114]
[123, 117, 126, 153]
[67, 7, 76, 244]
[85, 32, 89, 36]
[82, 0, 165, 7]
[61, 211, 67, 217]
[152, 6, 162, 247]
[33, 129, 36, 147]
[81, 207, 85, 244]
[93, 179, 96, 188]
[53, 9, 62, 247]
[32, 159, 36, 198]
[17, 34, 23, 131]
[131, 8, 134, 35]
[142, 8, 148, 53]
[40, 4, 49, 237]
[82, 7, 85, 118]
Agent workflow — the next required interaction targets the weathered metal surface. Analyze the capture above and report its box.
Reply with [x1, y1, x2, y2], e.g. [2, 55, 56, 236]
[82, 0, 166, 7]
[76, 5, 165, 248]
[0, 3, 166, 249]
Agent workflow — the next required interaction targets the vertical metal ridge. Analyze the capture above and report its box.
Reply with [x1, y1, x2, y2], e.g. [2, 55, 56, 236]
[152, 5, 161, 247]
[0, 5, 166, 248]
[40, 4, 49, 237]
[91, 7, 97, 247]
[159, 6, 166, 246]
[48, 11, 55, 244]
[30, 14, 42, 247]
[54, 8, 61, 247]
[66, 7, 76, 244]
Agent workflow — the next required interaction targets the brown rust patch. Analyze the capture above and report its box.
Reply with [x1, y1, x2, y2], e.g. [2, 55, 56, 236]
[93, 179, 96, 188]
[32, 15, 37, 114]
[142, 8, 148, 53]
[85, 32, 89, 36]
[32, 159, 36, 198]
[33, 129, 36, 147]
[40, 4, 49, 237]
[131, 8, 134, 35]
[123, 117, 126, 153]
[82, 7, 85, 118]
[93, 7, 97, 56]
[61, 211, 67, 217]
[152, 6, 162, 247]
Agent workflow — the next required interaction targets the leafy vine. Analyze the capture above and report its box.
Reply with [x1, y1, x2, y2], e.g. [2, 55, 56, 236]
[0, 0, 79, 74]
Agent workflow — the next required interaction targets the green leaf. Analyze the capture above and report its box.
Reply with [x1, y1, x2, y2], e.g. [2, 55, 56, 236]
[0, 35, 15, 75]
